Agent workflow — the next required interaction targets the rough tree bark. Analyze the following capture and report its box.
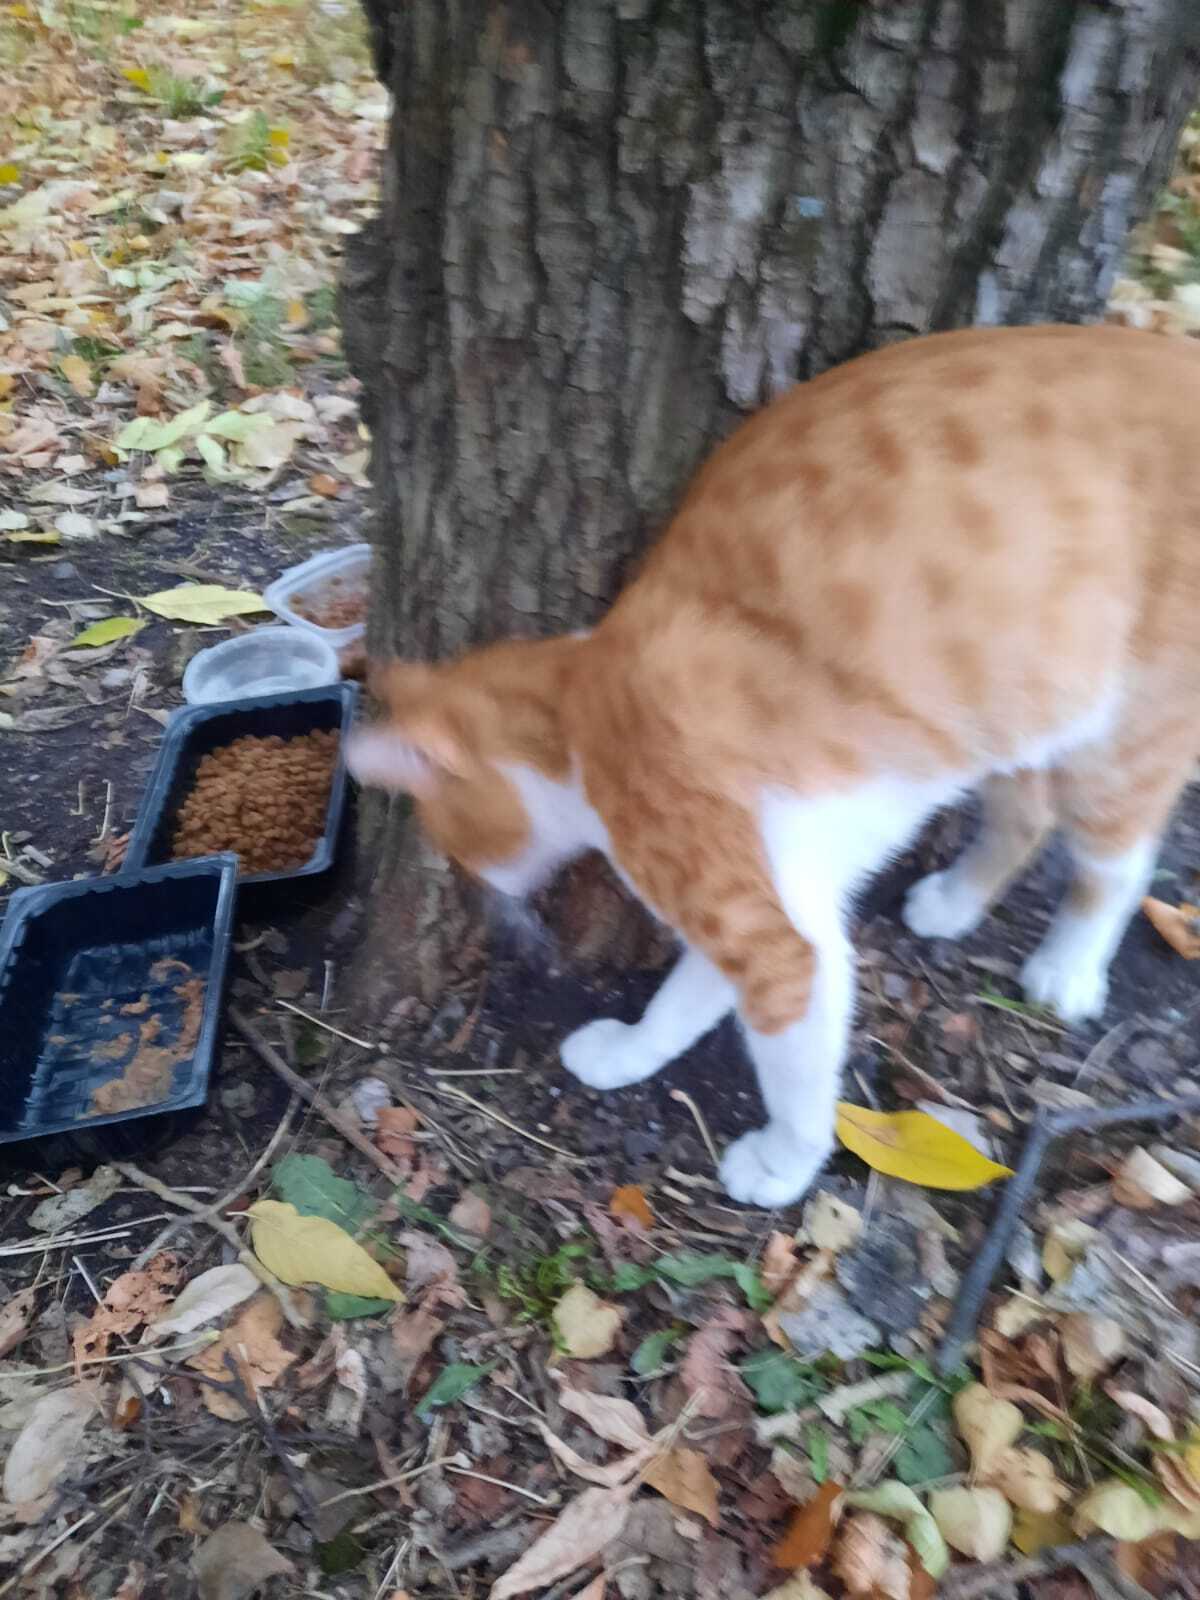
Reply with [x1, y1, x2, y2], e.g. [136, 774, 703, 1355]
[342, 0, 1200, 1004]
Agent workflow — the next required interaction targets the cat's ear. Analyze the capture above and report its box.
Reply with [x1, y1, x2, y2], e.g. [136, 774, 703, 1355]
[349, 660, 468, 794]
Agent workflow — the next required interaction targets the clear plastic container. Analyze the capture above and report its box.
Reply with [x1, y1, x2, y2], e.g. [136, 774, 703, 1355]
[264, 543, 371, 649]
[182, 626, 340, 706]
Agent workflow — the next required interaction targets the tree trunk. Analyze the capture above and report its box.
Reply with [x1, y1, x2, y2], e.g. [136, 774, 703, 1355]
[343, 0, 1200, 1004]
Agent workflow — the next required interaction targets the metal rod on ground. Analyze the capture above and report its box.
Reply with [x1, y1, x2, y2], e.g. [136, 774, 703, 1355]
[937, 1090, 1200, 1375]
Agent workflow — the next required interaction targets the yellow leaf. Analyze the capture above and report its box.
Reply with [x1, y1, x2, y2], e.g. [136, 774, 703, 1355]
[60, 354, 93, 398]
[285, 298, 308, 328]
[0, 164, 20, 185]
[1011, 1507, 1073, 1555]
[246, 1200, 402, 1301]
[2, 530, 60, 544]
[69, 616, 143, 649]
[137, 584, 266, 625]
[0, 375, 14, 399]
[268, 126, 289, 147]
[835, 1103, 1013, 1191]
[551, 1284, 622, 1359]
[121, 66, 151, 91]
[270, 48, 296, 67]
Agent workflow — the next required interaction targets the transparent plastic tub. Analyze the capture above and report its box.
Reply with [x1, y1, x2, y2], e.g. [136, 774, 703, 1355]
[182, 626, 339, 706]
[264, 543, 371, 649]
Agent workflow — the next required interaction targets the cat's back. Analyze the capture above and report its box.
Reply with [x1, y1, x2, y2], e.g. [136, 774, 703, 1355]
[591, 326, 1200, 782]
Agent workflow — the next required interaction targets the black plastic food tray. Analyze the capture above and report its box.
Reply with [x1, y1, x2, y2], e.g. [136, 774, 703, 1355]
[123, 684, 357, 886]
[0, 857, 237, 1145]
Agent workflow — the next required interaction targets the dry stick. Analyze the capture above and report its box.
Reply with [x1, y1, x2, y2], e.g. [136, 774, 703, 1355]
[431, 1081, 585, 1163]
[130, 1092, 299, 1269]
[667, 1088, 721, 1174]
[275, 997, 377, 1050]
[230, 1006, 411, 1186]
[937, 1536, 1116, 1600]
[113, 1160, 306, 1329]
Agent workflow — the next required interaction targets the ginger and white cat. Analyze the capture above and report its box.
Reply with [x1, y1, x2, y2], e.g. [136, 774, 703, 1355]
[349, 324, 1200, 1208]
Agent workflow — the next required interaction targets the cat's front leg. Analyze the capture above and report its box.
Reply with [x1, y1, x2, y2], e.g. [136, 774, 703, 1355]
[561, 945, 735, 1091]
[718, 932, 850, 1208]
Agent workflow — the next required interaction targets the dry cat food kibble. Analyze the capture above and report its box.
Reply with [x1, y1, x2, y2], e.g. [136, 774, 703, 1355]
[291, 576, 367, 632]
[171, 729, 338, 874]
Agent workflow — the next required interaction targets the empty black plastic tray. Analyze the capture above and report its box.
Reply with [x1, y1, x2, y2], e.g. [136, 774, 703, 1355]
[0, 857, 237, 1144]
[123, 684, 357, 886]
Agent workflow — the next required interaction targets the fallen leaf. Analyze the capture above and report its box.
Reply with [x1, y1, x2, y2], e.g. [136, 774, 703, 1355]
[247, 1200, 402, 1301]
[135, 480, 169, 509]
[759, 1578, 833, 1600]
[551, 1283, 622, 1359]
[1074, 1479, 1162, 1541]
[327, 1345, 368, 1433]
[489, 1482, 634, 1600]
[845, 1482, 949, 1579]
[149, 1264, 261, 1338]
[801, 1192, 863, 1252]
[272, 1152, 376, 1233]
[138, 584, 267, 625]
[74, 1254, 182, 1368]
[1141, 897, 1200, 959]
[930, 1485, 1012, 1560]
[761, 1231, 800, 1294]
[375, 1105, 420, 1162]
[193, 1521, 295, 1600]
[835, 1104, 1013, 1190]
[309, 472, 341, 497]
[1058, 1313, 1127, 1384]
[238, 419, 302, 470]
[953, 1383, 1024, 1479]
[416, 1359, 496, 1421]
[644, 1446, 719, 1527]
[1115, 1530, 1179, 1596]
[0, 1289, 36, 1359]
[2, 1384, 98, 1503]
[555, 1379, 652, 1452]
[187, 1293, 297, 1420]
[830, 1511, 908, 1599]
[60, 353, 94, 397]
[28, 1164, 120, 1230]
[771, 1481, 844, 1569]
[1011, 1507, 1073, 1555]
[68, 616, 143, 649]
[448, 1190, 492, 1237]
[681, 1306, 752, 1419]
[610, 1184, 654, 1230]
[1111, 1146, 1193, 1208]
[986, 1446, 1071, 1513]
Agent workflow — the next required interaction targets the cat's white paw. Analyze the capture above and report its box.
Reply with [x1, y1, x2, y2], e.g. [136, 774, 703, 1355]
[561, 1018, 665, 1091]
[719, 1127, 829, 1209]
[903, 870, 985, 940]
[1020, 947, 1108, 1024]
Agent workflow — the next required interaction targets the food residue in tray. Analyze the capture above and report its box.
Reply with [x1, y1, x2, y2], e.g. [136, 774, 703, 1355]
[290, 573, 367, 632]
[170, 729, 338, 875]
[86, 961, 206, 1116]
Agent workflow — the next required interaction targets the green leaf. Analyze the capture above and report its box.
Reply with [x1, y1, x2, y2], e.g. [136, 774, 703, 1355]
[68, 616, 143, 649]
[325, 1290, 394, 1321]
[194, 431, 227, 475]
[611, 1262, 657, 1293]
[740, 1348, 826, 1414]
[416, 1360, 497, 1423]
[631, 1328, 680, 1376]
[204, 409, 272, 442]
[807, 1425, 829, 1484]
[115, 399, 211, 453]
[846, 1482, 950, 1580]
[317, 1531, 364, 1576]
[655, 1251, 771, 1310]
[137, 584, 267, 625]
[273, 1153, 376, 1234]
[894, 1424, 956, 1486]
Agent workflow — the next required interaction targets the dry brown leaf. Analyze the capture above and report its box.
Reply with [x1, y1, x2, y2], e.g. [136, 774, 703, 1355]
[193, 1522, 295, 1600]
[1058, 1312, 1127, 1384]
[327, 1346, 368, 1433]
[60, 353, 93, 397]
[309, 472, 341, 497]
[551, 1283, 622, 1359]
[489, 1482, 634, 1600]
[2, 1383, 99, 1504]
[681, 1306, 752, 1419]
[1115, 1530, 1179, 1596]
[375, 1105, 419, 1162]
[986, 1446, 1071, 1513]
[448, 1190, 492, 1237]
[1111, 1146, 1193, 1208]
[643, 1446, 719, 1527]
[762, 1250, 833, 1349]
[388, 1283, 464, 1391]
[609, 1184, 654, 1230]
[400, 1229, 457, 1294]
[113, 1561, 147, 1599]
[555, 1379, 652, 1452]
[829, 1510, 907, 1598]
[73, 1253, 182, 1370]
[1141, 897, 1200, 959]
[770, 1480, 844, 1569]
[953, 1383, 1023, 1479]
[0, 1288, 37, 1358]
[761, 1231, 799, 1293]
[930, 1485, 1013, 1559]
[801, 1191, 863, 1252]
[187, 1292, 297, 1420]
[1107, 1386, 1200, 1508]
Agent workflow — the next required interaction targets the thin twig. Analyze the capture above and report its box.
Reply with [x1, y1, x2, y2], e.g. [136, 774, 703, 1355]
[275, 997, 376, 1050]
[444, 1464, 556, 1506]
[114, 1161, 306, 1328]
[230, 1006, 411, 1185]
[131, 1092, 299, 1268]
[11, 1333, 220, 1379]
[668, 1088, 721, 1174]
[431, 1082, 585, 1162]
[317, 1456, 457, 1511]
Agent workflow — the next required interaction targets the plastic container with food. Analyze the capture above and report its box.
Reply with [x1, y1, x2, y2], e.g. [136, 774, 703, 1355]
[123, 684, 357, 888]
[264, 543, 371, 649]
[182, 625, 340, 706]
[0, 857, 237, 1145]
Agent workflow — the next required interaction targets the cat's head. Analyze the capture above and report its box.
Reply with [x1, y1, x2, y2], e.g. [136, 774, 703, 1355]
[346, 638, 589, 896]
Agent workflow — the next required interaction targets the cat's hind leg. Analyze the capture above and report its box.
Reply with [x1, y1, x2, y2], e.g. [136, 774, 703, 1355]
[561, 945, 735, 1090]
[903, 769, 1052, 939]
[1021, 728, 1194, 1023]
